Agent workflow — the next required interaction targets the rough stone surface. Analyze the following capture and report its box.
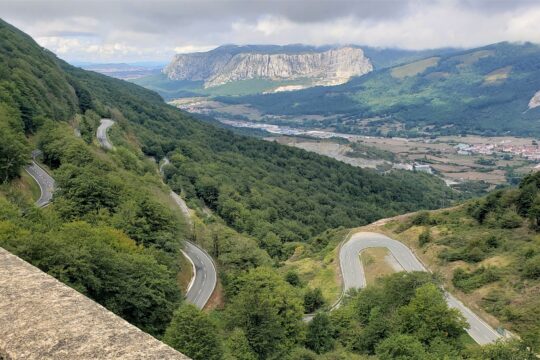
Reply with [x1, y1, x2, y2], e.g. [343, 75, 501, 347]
[0, 248, 190, 360]
[164, 45, 372, 88]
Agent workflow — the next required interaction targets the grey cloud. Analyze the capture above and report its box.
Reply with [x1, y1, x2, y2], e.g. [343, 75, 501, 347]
[1, 0, 540, 62]
[1, 0, 414, 25]
[459, 0, 539, 13]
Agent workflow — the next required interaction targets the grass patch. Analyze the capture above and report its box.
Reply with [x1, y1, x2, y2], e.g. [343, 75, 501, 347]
[18, 169, 41, 202]
[284, 250, 341, 305]
[284, 228, 349, 305]
[360, 247, 397, 285]
[390, 57, 440, 79]
[177, 251, 194, 293]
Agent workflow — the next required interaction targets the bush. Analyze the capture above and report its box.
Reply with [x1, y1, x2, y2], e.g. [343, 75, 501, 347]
[411, 211, 432, 226]
[285, 270, 302, 287]
[418, 227, 432, 247]
[523, 255, 540, 279]
[452, 266, 501, 293]
[304, 287, 325, 313]
[499, 210, 523, 229]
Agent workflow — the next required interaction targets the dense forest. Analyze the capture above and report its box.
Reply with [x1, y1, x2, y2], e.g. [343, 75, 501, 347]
[0, 18, 534, 359]
[217, 42, 540, 137]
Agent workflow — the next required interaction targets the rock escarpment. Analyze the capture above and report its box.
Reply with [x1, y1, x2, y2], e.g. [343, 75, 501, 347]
[529, 90, 540, 109]
[163, 45, 373, 88]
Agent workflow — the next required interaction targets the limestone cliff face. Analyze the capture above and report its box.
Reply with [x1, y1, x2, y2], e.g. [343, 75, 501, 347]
[163, 45, 373, 88]
[529, 91, 540, 109]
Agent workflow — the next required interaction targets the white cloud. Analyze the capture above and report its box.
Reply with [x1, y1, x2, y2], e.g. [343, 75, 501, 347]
[35, 36, 82, 54]
[173, 45, 217, 54]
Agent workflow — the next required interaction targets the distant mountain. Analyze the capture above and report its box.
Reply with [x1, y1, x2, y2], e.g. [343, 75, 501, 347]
[163, 45, 373, 89]
[133, 44, 457, 99]
[216, 42, 540, 137]
[80, 62, 164, 80]
[360, 46, 460, 69]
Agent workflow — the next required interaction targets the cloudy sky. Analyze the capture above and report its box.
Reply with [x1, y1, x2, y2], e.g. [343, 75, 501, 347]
[1, 0, 540, 63]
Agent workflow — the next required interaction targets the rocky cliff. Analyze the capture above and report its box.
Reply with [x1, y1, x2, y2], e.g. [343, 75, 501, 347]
[529, 90, 540, 109]
[163, 45, 373, 88]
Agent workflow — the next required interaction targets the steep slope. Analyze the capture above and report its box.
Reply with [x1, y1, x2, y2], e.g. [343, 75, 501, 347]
[218, 42, 540, 137]
[362, 171, 540, 351]
[0, 20, 78, 132]
[3, 18, 538, 359]
[0, 18, 470, 358]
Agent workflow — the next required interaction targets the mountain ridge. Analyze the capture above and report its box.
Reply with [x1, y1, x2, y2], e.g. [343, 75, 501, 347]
[163, 45, 373, 88]
[215, 41, 540, 137]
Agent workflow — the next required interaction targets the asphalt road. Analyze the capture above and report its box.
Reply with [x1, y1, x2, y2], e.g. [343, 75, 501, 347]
[159, 157, 170, 175]
[167, 162, 216, 309]
[25, 161, 55, 207]
[181, 241, 217, 309]
[97, 119, 115, 150]
[340, 232, 501, 345]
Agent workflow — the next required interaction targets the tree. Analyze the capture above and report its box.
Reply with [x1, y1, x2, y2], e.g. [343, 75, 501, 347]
[397, 283, 467, 344]
[305, 313, 334, 354]
[225, 267, 304, 359]
[353, 307, 390, 354]
[418, 227, 432, 247]
[112, 196, 181, 253]
[164, 304, 223, 360]
[285, 270, 302, 287]
[527, 193, 540, 229]
[470, 340, 536, 360]
[0, 122, 28, 183]
[1, 220, 180, 336]
[54, 164, 122, 219]
[375, 334, 430, 360]
[224, 328, 257, 360]
[304, 287, 325, 313]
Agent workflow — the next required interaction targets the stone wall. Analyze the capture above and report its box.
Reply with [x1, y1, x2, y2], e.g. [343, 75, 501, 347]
[0, 248, 190, 360]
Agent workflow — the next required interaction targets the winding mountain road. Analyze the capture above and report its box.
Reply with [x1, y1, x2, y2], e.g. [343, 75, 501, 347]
[340, 232, 501, 345]
[181, 242, 217, 308]
[164, 159, 217, 309]
[97, 119, 115, 150]
[94, 127, 216, 309]
[25, 161, 55, 207]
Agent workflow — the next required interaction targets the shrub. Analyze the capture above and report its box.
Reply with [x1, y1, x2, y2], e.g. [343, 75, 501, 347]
[499, 210, 523, 229]
[523, 255, 540, 279]
[452, 266, 501, 293]
[304, 287, 325, 313]
[411, 211, 432, 226]
[418, 227, 432, 247]
[285, 270, 302, 287]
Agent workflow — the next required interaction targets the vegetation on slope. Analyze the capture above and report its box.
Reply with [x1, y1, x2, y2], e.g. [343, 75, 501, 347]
[367, 171, 540, 352]
[218, 42, 540, 137]
[0, 18, 532, 359]
[0, 121, 186, 336]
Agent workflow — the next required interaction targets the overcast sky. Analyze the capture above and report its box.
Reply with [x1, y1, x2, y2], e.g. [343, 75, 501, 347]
[2, 0, 540, 63]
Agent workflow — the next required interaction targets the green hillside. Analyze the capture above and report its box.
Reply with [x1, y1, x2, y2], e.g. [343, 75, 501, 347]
[1, 18, 534, 359]
[366, 172, 540, 351]
[218, 42, 540, 137]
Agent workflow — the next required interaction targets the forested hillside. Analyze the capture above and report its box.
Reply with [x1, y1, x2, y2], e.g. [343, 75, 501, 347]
[54, 32, 458, 261]
[218, 42, 540, 137]
[0, 18, 531, 359]
[366, 172, 540, 352]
